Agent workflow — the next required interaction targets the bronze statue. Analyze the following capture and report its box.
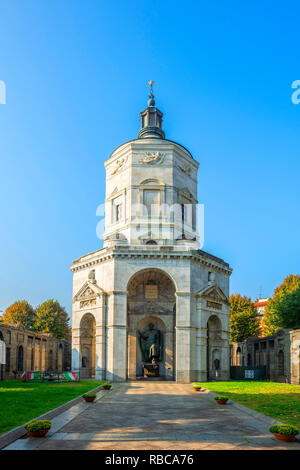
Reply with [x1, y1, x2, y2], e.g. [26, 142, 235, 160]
[139, 323, 162, 364]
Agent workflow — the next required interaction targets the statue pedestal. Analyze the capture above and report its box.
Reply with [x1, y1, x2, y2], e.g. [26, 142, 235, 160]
[143, 363, 159, 378]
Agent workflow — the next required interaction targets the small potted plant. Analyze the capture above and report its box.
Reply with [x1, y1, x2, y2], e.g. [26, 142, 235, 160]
[192, 384, 203, 392]
[214, 396, 228, 405]
[146, 372, 156, 378]
[24, 420, 52, 437]
[82, 393, 96, 403]
[269, 424, 299, 442]
[103, 383, 112, 390]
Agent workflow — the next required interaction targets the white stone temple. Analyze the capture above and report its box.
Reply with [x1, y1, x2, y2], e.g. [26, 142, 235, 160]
[71, 85, 232, 382]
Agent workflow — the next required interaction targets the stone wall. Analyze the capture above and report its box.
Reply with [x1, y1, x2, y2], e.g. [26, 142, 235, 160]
[231, 328, 300, 385]
[0, 323, 71, 380]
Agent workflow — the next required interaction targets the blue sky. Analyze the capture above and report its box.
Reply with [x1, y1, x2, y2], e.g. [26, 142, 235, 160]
[0, 1, 299, 318]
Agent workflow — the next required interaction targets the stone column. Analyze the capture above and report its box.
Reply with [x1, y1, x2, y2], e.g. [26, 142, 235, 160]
[106, 291, 127, 382]
[72, 326, 80, 374]
[221, 330, 230, 380]
[95, 294, 106, 380]
[127, 327, 137, 380]
[195, 328, 207, 381]
[195, 297, 208, 381]
[165, 327, 174, 380]
[175, 292, 193, 382]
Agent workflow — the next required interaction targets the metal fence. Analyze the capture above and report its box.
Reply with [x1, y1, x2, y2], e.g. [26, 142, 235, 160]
[20, 371, 80, 383]
[230, 366, 267, 380]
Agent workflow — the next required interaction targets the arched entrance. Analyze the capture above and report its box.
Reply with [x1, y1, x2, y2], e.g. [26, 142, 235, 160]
[127, 269, 176, 380]
[207, 315, 222, 380]
[80, 313, 96, 378]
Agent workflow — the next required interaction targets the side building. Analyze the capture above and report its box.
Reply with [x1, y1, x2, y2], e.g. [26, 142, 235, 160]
[231, 328, 300, 385]
[0, 323, 71, 380]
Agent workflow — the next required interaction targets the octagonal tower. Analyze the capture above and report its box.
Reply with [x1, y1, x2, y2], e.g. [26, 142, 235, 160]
[71, 86, 232, 383]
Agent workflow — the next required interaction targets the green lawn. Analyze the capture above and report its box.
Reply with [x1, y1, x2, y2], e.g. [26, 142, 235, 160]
[195, 381, 300, 428]
[0, 379, 105, 435]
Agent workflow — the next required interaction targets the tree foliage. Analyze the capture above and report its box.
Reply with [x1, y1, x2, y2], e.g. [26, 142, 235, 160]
[34, 299, 70, 339]
[2, 300, 36, 330]
[230, 294, 260, 342]
[263, 275, 300, 335]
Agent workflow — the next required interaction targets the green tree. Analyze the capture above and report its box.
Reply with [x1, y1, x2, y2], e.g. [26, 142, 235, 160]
[2, 300, 36, 330]
[34, 299, 70, 339]
[230, 294, 260, 342]
[264, 275, 300, 335]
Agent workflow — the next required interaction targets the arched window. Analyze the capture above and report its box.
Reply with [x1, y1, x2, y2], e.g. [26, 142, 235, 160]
[5, 348, 10, 372]
[82, 356, 88, 368]
[247, 353, 252, 366]
[31, 348, 34, 370]
[48, 350, 53, 370]
[17, 346, 24, 371]
[207, 315, 222, 379]
[278, 350, 284, 375]
[58, 344, 63, 371]
[236, 347, 242, 366]
[146, 240, 157, 245]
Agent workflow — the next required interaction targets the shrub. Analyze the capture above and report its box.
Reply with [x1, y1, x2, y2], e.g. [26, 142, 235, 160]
[269, 424, 299, 436]
[82, 393, 96, 399]
[24, 420, 52, 432]
[214, 396, 228, 401]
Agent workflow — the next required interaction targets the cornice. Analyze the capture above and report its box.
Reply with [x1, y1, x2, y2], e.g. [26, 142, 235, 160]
[71, 247, 232, 275]
[105, 138, 199, 166]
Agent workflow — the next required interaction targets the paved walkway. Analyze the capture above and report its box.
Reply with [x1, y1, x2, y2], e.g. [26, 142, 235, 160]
[5, 382, 300, 450]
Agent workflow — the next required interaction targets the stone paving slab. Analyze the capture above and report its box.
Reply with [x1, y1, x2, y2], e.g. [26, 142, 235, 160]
[4, 382, 300, 451]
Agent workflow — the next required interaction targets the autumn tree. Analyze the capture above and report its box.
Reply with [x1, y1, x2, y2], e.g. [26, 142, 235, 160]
[34, 299, 70, 339]
[230, 294, 260, 342]
[263, 275, 300, 335]
[2, 300, 36, 330]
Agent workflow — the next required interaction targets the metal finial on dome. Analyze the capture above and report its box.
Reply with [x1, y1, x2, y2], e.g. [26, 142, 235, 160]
[148, 80, 155, 106]
[138, 80, 165, 139]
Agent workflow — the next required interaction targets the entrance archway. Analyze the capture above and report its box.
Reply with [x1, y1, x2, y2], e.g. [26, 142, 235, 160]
[127, 268, 176, 380]
[207, 315, 222, 380]
[80, 313, 96, 378]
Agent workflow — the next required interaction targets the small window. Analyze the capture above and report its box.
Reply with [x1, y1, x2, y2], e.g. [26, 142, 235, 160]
[181, 204, 185, 223]
[144, 190, 160, 216]
[116, 204, 122, 221]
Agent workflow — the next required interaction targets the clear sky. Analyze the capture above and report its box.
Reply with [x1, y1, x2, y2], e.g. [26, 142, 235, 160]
[0, 1, 299, 319]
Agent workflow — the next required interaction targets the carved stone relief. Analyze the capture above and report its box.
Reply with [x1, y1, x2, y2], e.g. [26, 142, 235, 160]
[111, 156, 128, 175]
[139, 152, 166, 165]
